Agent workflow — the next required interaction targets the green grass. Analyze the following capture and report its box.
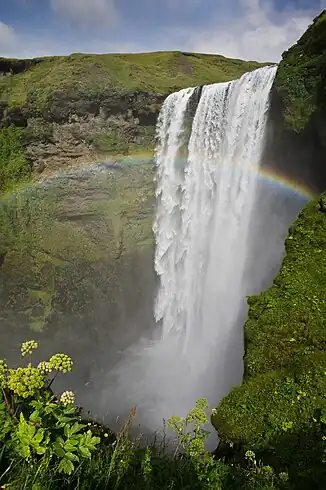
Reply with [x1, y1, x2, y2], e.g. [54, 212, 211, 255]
[0, 51, 268, 114]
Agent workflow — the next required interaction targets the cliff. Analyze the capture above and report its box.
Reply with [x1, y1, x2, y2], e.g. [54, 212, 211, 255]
[262, 10, 326, 193]
[0, 51, 265, 180]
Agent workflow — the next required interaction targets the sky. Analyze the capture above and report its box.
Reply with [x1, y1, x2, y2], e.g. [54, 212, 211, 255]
[0, 0, 325, 62]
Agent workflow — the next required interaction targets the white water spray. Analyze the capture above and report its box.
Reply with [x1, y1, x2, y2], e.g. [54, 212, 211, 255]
[99, 66, 277, 439]
[154, 66, 277, 372]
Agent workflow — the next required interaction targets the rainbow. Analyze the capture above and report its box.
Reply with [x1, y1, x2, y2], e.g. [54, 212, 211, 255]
[118, 150, 315, 200]
[258, 167, 314, 200]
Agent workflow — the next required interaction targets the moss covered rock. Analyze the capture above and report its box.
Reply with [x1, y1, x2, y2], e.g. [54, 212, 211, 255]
[261, 10, 326, 194]
[273, 10, 326, 133]
[0, 159, 155, 338]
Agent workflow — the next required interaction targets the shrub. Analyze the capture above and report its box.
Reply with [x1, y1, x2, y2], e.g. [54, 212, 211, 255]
[0, 127, 31, 192]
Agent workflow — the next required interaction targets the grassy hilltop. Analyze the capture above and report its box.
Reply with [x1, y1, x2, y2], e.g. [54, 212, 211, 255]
[0, 51, 266, 111]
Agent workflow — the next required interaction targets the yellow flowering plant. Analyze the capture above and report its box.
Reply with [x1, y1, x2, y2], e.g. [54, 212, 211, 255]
[0, 340, 100, 476]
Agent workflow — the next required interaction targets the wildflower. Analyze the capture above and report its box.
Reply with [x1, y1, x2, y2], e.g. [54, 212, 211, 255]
[21, 340, 38, 357]
[7, 366, 44, 398]
[49, 353, 73, 373]
[0, 360, 8, 387]
[279, 472, 289, 482]
[37, 361, 52, 375]
[245, 450, 256, 460]
[60, 391, 75, 405]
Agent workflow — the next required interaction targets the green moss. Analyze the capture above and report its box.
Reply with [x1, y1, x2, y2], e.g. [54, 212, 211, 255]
[212, 191, 326, 448]
[274, 10, 326, 131]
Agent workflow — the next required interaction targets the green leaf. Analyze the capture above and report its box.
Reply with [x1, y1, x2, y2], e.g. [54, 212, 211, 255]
[64, 443, 78, 452]
[33, 429, 45, 444]
[67, 438, 79, 446]
[64, 424, 71, 439]
[65, 452, 79, 462]
[36, 446, 46, 455]
[70, 422, 84, 435]
[29, 410, 40, 422]
[79, 446, 91, 459]
[27, 424, 36, 439]
[53, 443, 65, 458]
[56, 436, 65, 446]
[58, 458, 74, 475]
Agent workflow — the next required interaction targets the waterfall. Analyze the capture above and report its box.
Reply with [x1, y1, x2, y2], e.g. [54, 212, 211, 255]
[100, 66, 278, 442]
[154, 66, 277, 374]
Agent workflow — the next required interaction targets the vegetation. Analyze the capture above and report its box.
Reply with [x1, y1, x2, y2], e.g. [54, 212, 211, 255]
[0, 52, 267, 113]
[0, 127, 31, 192]
[212, 192, 326, 488]
[0, 50, 269, 190]
[274, 10, 326, 131]
[1, 14, 326, 490]
[0, 339, 301, 489]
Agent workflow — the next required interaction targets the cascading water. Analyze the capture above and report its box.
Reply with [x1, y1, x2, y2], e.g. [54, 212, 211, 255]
[154, 66, 277, 373]
[98, 65, 279, 442]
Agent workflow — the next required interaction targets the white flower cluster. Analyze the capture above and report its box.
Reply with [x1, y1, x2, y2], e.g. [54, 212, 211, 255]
[37, 361, 52, 375]
[60, 390, 75, 405]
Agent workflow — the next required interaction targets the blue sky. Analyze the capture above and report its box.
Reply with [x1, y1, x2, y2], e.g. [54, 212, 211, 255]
[0, 0, 325, 61]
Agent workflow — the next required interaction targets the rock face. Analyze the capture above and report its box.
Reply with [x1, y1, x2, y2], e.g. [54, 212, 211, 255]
[0, 51, 266, 174]
[262, 10, 326, 194]
[0, 160, 157, 399]
[20, 91, 164, 173]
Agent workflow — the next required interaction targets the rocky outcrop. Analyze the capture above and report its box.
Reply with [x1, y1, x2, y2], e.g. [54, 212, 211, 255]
[4, 91, 165, 172]
[0, 57, 44, 76]
[262, 10, 326, 194]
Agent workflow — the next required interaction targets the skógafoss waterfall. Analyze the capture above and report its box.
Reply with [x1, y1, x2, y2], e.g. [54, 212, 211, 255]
[103, 66, 277, 438]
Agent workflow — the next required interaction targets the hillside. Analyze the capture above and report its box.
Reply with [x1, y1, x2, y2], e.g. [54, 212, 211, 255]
[0, 51, 266, 109]
[0, 51, 267, 185]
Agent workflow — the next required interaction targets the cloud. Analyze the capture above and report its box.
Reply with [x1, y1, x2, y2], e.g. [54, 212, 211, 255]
[0, 22, 18, 56]
[0, 0, 323, 61]
[50, 0, 119, 27]
[0, 34, 144, 59]
[180, 0, 315, 62]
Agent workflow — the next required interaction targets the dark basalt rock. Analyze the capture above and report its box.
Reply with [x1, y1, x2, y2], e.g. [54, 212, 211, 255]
[0, 57, 44, 76]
